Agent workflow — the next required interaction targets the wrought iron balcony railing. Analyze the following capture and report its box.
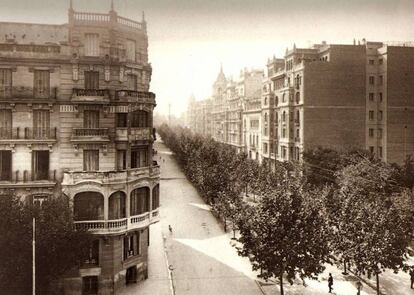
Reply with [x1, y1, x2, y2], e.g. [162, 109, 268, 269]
[0, 127, 57, 140]
[0, 86, 57, 100]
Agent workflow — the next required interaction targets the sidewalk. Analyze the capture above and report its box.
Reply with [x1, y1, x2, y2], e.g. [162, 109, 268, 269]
[258, 263, 376, 295]
[119, 221, 171, 295]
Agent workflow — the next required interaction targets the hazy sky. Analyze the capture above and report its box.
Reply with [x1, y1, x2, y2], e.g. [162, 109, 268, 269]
[2, 0, 414, 116]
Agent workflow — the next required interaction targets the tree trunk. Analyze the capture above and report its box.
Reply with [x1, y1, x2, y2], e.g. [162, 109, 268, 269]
[232, 222, 236, 239]
[280, 271, 284, 295]
[376, 273, 380, 295]
[342, 260, 348, 275]
[224, 217, 227, 232]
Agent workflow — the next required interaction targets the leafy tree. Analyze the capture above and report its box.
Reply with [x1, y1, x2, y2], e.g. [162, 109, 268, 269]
[236, 174, 331, 295]
[0, 195, 93, 295]
[334, 157, 413, 294]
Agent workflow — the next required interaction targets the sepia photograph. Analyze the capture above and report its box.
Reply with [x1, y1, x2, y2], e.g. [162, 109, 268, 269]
[0, 0, 413, 294]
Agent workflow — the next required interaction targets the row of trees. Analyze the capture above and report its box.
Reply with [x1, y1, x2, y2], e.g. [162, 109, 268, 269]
[0, 195, 93, 295]
[158, 124, 414, 295]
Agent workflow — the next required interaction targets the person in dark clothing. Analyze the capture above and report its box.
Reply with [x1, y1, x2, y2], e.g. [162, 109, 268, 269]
[328, 273, 333, 293]
[410, 267, 414, 289]
[169, 224, 173, 233]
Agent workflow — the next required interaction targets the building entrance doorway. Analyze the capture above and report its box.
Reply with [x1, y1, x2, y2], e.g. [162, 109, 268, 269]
[126, 266, 137, 285]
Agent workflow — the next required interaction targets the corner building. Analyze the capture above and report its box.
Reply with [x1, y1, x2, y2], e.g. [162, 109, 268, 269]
[0, 3, 160, 294]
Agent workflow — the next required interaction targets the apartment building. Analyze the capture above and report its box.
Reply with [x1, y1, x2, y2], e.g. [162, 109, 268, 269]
[0, 2, 160, 294]
[211, 66, 228, 143]
[262, 40, 414, 166]
[187, 67, 263, 155]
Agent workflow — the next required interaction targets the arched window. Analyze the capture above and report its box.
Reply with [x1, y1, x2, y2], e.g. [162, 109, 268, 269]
[130, 110, 149, 127]
[282, 111, 286, 122]
[296, 110, 300, 123]
[130, 187, 150, 216]
[109, 191, 126, 219]
[275, 111, 278, 123]
[282, 93, 285, 103]
[152, 184, 160, 210]
[296, 92, 300, 103]
[275, 96, 278, 106]
[270, 97, 274, 105]
[264, 97, 268, 105]
[74, 192, 104, 221]
[264, 113, 268, 122]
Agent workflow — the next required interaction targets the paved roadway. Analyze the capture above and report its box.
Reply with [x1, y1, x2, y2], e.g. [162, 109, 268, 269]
[155, 139, 263, 295]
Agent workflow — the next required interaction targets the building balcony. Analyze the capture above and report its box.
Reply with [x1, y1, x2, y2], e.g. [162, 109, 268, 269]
[115, 90, 156, 105]
[129, 127, 152, 142]
[0, 169, 57, 188]
[70, 128, 110, 143]
[115, 128, 128, 141]
[0, 127, 57, 144]
[0, 43, 61, 59]
[0, 86, 57, 101]
[74, 208, 160, 234]
[71, 11, 146, 32]
[62, 165, 160, 186]
[71, 88, 110, 104]
[115, 127, 153, 142]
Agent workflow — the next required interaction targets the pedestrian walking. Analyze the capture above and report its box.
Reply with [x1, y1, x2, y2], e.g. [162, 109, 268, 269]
[410, 266, 414, 289]
[356, 281, 363, 295]
[169, 224, 173, 233]
[328, 273, 333, 293]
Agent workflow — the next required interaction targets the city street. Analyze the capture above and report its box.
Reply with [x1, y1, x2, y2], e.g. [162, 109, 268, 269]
[154, 139, 264, 295]
[122, 138, 414, 295]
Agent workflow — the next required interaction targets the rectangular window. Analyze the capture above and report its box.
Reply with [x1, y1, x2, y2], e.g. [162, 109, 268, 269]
[126, 39, 136, 61]
[85, 33, 99, 57]
[369, 76, 375, 85]
[378, 110, 383, 121]
[84, 240, 99, 266]
[130, 111, 148, 128]
[0, 109, 12, 139]
[0, 150, 12, 181]
[32, 150, 49, 180]
[369, 146, 374, 154]
[116, 150, 127, 170]
[282, 128, 286, 138]
[378, 146, 383, 158]
[369, 59, 375, 65]
[379, 75, 383, 85]
[84, 110, 99, 128]
[33, 110, 50, 138]
[369, 128, 374, 137]
[379, 59, 383, 65]
[34, 70, 50, 98]
[263, 143, 268, 154]
[83, 150, 99, 171]
[123, 232, 140, 260]
[369, 110, 374, 121]
[378, 128, 383, 139]
[0, 68, 12, 98]
[84, 71, 99, 90]
[379, 92, 383, 102]
[116, 113, 127, 127]
[131, 148, 148, 168]
[369, 93, 374, 101]
[82, 276, 98, 295]
[127, 74, 137, 91]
